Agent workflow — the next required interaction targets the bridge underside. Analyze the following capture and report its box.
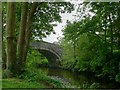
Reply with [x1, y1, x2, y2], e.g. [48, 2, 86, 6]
[38, 50, 61, 67]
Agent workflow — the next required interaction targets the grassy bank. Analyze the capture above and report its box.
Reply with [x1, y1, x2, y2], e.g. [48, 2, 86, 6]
[2, 78, 43, 88]
[2, 68, 64, 89]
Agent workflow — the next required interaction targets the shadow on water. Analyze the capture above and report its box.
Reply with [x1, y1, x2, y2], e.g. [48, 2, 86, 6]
[39, 67, 119, 89]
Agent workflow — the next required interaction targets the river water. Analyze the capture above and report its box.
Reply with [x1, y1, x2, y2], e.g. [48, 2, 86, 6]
[39, 67, 119, 89]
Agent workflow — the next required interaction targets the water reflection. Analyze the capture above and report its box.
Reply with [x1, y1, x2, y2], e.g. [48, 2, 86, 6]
[48, 68, 62, 76]
[39, 67, 93, 87]
[39, 67, 118, 88]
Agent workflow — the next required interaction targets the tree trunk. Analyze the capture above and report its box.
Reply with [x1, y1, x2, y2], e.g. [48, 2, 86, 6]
[22, 2, 38, 64]
[6, 2, 16, 77]
[23, 30, 31, 63]
[17, 2, 28, 72]
[0, 2, 2, 70]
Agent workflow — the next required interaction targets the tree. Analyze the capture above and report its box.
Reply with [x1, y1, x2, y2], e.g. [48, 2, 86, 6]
[17, 2, 28, 71]
[61, 2, 120, 82]
[3, 2, 74, 76]
[89, 2, 120, 54]
[6, 2, 16, 77]
[18, 3, 38, 72]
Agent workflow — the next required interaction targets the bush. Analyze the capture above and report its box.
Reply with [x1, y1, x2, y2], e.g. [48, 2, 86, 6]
[26, 49, 48, 68]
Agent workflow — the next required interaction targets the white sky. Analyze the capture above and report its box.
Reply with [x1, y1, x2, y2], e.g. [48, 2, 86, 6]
[43, 2, 81, 43]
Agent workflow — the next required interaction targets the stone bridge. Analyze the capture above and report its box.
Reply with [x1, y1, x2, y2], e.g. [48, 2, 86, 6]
[30, 41, 62, 67]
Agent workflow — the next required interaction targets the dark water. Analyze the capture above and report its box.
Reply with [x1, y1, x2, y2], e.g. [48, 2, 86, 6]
[39, 67, 119, 88]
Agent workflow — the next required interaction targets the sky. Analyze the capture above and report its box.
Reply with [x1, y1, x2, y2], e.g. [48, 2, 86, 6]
[43, 2, 82, 43]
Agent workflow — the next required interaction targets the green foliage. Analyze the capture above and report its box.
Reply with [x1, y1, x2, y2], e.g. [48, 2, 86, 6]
[60, 39, 75, 69]
[89, 82, 100, 89]
[77, 82, 100, 89]
[70, 33, 109, 73]
[26, 48, 48, 68]
[3, 2, 74, 40]
[22, 49, 63, 88]
[31, 2, 74, 40]
[17, 67, 63, 88]
[60, 2, 120, 84]
[115, 73, 120, 83]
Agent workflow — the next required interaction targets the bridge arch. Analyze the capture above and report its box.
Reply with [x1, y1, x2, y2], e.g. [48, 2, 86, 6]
[30, 41, 62, 67]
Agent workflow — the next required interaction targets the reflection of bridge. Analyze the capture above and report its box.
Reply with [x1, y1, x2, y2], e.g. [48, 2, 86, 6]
[30, 41, 62, 67]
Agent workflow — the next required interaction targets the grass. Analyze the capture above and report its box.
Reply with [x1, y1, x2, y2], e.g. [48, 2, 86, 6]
[2, 68, 64, 89]
[19, 68, 64, 88]
[2, 78, 43, 88]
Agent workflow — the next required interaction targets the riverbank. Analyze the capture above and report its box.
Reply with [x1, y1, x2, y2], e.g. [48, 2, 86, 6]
[38, 66, 120, 89]
[2, 65, 120, 89]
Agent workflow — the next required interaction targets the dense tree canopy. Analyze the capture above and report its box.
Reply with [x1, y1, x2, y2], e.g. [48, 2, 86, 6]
[60, 2, 120, 83]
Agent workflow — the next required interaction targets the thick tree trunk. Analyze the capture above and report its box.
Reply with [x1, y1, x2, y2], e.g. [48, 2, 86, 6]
[6, 2, 16, 77]
[17, 2, 28, 72]
[22, 2, 38, 64]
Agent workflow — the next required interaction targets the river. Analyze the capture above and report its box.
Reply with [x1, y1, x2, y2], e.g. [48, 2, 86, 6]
[39, 67, 119, 89]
